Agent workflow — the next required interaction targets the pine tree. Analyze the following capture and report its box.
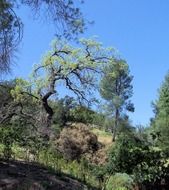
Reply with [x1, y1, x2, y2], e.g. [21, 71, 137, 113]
[100, 59, 134, 141]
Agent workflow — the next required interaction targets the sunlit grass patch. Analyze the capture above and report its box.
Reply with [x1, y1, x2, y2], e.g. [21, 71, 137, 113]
[91, 128, 112, 147]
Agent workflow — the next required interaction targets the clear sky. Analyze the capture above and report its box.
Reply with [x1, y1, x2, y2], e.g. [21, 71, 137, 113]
[4, 0, 169, 126]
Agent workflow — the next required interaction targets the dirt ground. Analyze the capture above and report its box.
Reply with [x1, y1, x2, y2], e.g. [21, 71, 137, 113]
[0, 159, 88, 190]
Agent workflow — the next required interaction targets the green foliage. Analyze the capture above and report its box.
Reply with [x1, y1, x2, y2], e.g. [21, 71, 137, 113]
[91, 112, 106, 127]
[0, 126, 15, 159]
[117, 117, 135, 135]
[100, 59, 134, 113]
[100, 59, 134, 140]
[30, 37, 113, 100]
[37, 149, 101, 188]
[90, 164, 107, 188]
[107, 126, 169, 185]
[0, 80, 50, 160]
[103, 118, 114, 132]
[151, 71, 169, 150]
[103, 116, 132, 134]
[131, 146, 169, 184]
[0, 142, 100, 188]
[0, 79, 11, 103]
[0, 0, 86, 72]
[107, 130, 147, 174]
[70, 106, 96, 124]
[52, 96, 105, 129]
[106, 173, 134, 190]
[11, 38, 114, 129]
[52, 96, 76, 128]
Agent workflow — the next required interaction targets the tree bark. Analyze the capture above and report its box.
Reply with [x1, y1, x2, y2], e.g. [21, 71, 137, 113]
[42, 95, 54, 128]
[112, 108, 119, 142]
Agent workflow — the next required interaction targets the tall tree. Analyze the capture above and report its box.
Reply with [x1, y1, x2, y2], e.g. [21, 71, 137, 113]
[151, 71, 169, 150]
[0, 0, 86, 73]
[12, 38, 113, 128]
[100, 59, 134, 141]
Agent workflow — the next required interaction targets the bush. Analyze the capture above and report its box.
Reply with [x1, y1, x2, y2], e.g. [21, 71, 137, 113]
[107, 133, 143, 174]
[56, 123, 99, 160]
[107, 128, 169, 187]
[132, 147, 169, 184]
[0, 125, 20, 159]
[106, 173, 134, 190]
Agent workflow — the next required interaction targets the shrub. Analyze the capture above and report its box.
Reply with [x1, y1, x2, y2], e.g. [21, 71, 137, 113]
[107, 129, 169, 187]
[132, 147, 169, 184]
[106, 173, 134, 190]
[107, 134, 142, 174]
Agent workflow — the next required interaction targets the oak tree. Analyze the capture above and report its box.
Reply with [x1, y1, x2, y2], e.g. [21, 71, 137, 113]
[12, 38, 114, 128]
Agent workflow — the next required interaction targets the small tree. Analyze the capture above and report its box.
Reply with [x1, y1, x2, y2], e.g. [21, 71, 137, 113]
[100, 59, 134, 141]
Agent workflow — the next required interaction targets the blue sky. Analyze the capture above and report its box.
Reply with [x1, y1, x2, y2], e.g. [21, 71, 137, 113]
[4, 0, 169, 126]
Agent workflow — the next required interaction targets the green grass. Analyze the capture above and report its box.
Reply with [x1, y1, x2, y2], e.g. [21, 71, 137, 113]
[37, 150, 100, 188]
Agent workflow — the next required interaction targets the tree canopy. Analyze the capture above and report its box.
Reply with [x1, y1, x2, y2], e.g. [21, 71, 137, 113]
[0, 0, 86, 73]
[12, 38, 114, 128]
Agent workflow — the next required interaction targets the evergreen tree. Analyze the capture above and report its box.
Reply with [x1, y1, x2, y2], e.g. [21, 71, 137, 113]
[100, 59, 134, 141]
[151, 71, 169, 150]
[0, 0, 86, 73]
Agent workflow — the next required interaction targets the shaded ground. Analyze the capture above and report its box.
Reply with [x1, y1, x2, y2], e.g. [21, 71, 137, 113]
[0, 159, 91, 190]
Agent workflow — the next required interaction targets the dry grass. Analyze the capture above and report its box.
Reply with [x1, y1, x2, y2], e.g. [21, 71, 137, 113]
[98, 135, 112, 147]
[91, 128, 112, 148]
[89, 128, 113, 165]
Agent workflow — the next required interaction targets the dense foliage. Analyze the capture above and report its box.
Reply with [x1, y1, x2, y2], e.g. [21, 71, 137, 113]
[151, 72, 169, 151]
[106, 173, 134, 190]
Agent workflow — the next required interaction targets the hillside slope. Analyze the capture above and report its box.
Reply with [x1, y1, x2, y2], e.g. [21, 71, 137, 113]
[0, 159, 94, 190]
